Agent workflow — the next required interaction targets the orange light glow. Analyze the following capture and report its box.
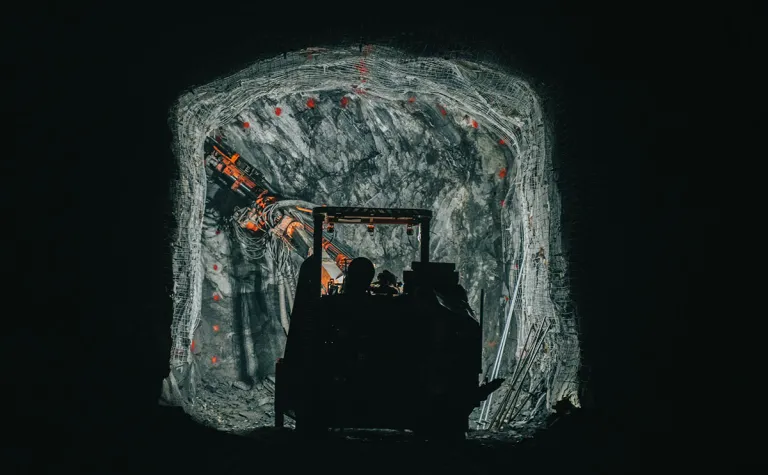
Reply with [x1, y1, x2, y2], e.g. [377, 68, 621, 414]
[211, 356, 218, 364]
[190, 340, 196, 351]
[243, 122, 250, 128]
[472, 120, 478, 128]
[335, 255, 351, 269]
[275, 107, 282, 116]
[499, 139, 505, 145]
[213, 293, 220, 301]
[213, 325, 220, 332]
[307, 98, 315, 109]
[320, 266, 332, 291]
[286, 221, 302, 237]
[498, 168, 507, 179]
[340, 96, 349, 107]
[408, 96, 415, 103]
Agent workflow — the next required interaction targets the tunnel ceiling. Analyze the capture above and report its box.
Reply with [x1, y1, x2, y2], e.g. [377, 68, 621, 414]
[219, 89, 512, 285]
[164, 45, 581, 438]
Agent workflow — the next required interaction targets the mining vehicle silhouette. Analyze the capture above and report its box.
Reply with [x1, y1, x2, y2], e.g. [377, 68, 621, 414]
[274, 206, 504, 440]
[202, 138, 503, 438]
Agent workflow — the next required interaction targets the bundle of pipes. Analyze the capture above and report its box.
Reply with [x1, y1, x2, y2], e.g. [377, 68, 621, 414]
[231, 222, 267, 260]
[477, 247, 527, 428]
[487, 320, 551, 430]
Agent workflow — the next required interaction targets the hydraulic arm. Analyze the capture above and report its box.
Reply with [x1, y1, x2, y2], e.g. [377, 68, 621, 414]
[206, 136, 355, 272]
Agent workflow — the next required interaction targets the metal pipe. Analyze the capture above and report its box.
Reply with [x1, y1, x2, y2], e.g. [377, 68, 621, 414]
[493, 247, 527, 380]
[485, 325, 539, 429]
[267, 199, 318, 211]
[499, 342, 546, 426]
[483, 379, 513, 429]
[420, 218, 430, 263]
[313, 213, 324, 299]
[479, 288, 485, 376]
[487, 322, 545, 429]
[479, 247, 527, 426]
[507, 380, 544, 427]
[479, 314, 534, 427]
[496, 321, 551, 428]
[513, 323, 547, 388]
[279, 279, 289, 336]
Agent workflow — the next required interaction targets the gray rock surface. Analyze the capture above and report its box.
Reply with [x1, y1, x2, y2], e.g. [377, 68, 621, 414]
[167, 45, 580, 436]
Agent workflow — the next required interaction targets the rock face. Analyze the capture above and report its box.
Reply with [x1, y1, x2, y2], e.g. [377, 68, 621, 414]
[168, 45, 580, 434]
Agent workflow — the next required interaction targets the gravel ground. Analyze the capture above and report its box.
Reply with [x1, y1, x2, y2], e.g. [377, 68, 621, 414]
[185, 376, 296, 432]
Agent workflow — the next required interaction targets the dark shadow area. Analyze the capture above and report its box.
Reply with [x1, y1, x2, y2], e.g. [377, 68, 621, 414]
[210, 185, 251, 221]
[229, 232, 255, 385]
[9, 9, 743, 473]
[251, 259, 284, 380]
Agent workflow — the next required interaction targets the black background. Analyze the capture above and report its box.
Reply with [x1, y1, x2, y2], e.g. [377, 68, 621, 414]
[8, 8, 744, 472]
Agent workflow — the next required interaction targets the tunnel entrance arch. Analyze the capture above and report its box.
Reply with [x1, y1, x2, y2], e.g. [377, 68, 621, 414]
[165, 44, 581, 435]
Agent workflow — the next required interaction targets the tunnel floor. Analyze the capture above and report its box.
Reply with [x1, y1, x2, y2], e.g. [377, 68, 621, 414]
[76, 405, 628, 475]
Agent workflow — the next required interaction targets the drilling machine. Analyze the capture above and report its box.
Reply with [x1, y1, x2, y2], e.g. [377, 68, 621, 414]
[274, 207, 504, 440]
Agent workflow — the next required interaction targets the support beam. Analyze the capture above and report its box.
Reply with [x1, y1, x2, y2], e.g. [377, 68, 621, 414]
[313, 212, 325, 299]
[420, 217, 430, 263]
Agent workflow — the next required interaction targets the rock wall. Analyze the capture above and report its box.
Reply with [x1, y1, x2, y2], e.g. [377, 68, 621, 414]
[166, 45, 580, 433]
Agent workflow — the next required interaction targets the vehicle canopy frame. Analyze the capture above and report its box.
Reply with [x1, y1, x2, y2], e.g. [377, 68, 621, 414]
[311, 207, 432, 297]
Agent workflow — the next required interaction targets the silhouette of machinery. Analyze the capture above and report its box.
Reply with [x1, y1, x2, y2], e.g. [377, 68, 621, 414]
[202, 137, 503, 439]
[274, 207, 504, 440]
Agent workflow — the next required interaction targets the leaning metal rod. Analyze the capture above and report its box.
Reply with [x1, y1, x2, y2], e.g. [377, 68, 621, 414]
[493, 321, 551, 430]
[486, 330, 541, 430]
[498, 348, 546, 428]
[498, 321, 551, 427]
[499, 325, 551, 424]
[479, 316, 534, 428]
[492, 246, 528, 380]
[505, 379, 545, 428]
[487, 321, 548, 429]
[278, 278, 289, 336]
[479, 319, 537, 428]
[479, 288, 485, 373]
[483, 377, 515, 429]
[481, 292, 541, 425]
[479, 320, 535, 427]
[479, 247, 528, 426]
[489, 367, 531, 430]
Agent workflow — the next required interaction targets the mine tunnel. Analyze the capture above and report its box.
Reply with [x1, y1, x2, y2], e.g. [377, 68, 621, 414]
[161, 44, 582, 443]
[14, 12, 719, 474]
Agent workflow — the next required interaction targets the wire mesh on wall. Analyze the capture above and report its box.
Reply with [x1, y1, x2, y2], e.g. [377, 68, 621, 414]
[168, 44, 581, 427]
